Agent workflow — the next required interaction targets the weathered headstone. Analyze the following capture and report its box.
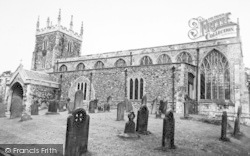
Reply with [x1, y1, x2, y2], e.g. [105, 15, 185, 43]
[220, 111, 230, 141]
[31, 99, 39, 115]
[88, 99, 98, 113]
[74, 90, 84, 109]
[151, 97, 158, 114]
[104, 96, 111, 112]
[117, 102, 125, 121]
[141, 95, 147, 106]
[46, 99, 59, 115]
[124, 112, 136, 133]
[162, 110, 175, 149]
[159, 99, 168, 115]
[65, 108, 90, 156]
[233, 105, 242, 137]
[10, 96, 23, 119]
[124, 98, 133, 112]
[0, 99, 6, 117]
[136, 105, 150, 135]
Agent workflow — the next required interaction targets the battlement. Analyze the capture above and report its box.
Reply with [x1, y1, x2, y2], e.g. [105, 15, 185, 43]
[35, 9, 83, 41]
[36, 24, 82, 41]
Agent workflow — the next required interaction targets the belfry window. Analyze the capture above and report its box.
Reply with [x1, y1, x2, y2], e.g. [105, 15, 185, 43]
[68, 42, 73, 52]
[129, 78, 144, 100]
[200, 50, 230, 100]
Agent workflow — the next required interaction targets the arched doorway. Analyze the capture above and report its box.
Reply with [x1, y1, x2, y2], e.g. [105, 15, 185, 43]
[10, 82, 23, 118]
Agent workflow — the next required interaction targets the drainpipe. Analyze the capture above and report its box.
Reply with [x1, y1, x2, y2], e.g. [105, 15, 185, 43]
[196, 48, 200, 114]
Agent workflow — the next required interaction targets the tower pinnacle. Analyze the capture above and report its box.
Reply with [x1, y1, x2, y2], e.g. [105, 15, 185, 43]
[58, 9, 61, 26]
[36, 16, 40, 31]
[70, 15, 73, 30]
[80, 21, 83, 36]
[47, 17, 50, 28]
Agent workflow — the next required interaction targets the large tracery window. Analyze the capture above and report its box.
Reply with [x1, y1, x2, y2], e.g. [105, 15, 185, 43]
[177, 52, 192, 64]
[157, 54, 172, 64]
[200, 50, 230, 100]
[140, 56, 153, 65]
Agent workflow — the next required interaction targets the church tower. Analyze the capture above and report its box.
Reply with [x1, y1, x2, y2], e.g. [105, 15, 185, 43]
[31, 9, 83, 72]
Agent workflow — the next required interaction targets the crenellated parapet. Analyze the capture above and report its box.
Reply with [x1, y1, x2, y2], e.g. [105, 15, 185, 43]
[36, 24, 82, 41]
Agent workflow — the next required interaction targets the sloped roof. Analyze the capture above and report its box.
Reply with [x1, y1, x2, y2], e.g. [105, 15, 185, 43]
[23, 69, 57, 82]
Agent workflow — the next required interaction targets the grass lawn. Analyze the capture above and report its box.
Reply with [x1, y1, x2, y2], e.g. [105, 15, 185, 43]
[0, 108, 249, 156]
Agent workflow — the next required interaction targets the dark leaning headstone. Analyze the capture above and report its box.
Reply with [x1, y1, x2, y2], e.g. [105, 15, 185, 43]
[31, 99, 39, 115]
[117, 102, 125, 121]
[136, 105, 151, 135]
[161, 110, 175, 150]
[141, 95, 147, 106]
[104, 96, 111, 112]
[46, 100, 59, 115]
[151, 97, 158, 114]
[65, 108, 90, 156]
[220, 111, 230, 141]
[118, 112, 140, 139]
[74, 90, 84, 109]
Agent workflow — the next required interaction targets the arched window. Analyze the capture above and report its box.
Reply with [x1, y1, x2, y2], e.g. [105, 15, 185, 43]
[68, 41, 73, 52]
[76, 63, 85, 71]
[129, 78, 144, 100]
[94, 61, 104, 69]
[81, 83, 83, 90]
[42, 40, 48, 50]
[84, 83, 87, 100]
[115, 59, 126, 67]
[140, 78, 144, 99]
[77, 83, 80, 90]
[177, 52, 192, 64]
[130, 79, 133, 99]
[134, 79, 139, 100]
[140, 56, 153, 65]
[157, 54, 172, 64]
[200, 50, 230, 100]
[59, 65, 67, 72]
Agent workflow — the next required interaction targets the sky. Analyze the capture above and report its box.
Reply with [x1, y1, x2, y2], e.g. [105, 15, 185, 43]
[0, 0, 249, 74]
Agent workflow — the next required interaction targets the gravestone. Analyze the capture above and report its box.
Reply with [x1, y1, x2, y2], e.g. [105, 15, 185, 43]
[233, 106, 242, 137]
[65, 108, 90, 156]
[74, 90, 84, 110]
[46, 99, 59, 115]
[162, 110, 175, 149]
[58, 100, 67, 112]
[0, 99, 6, 118]
[31, 99, 39, 115]
[136, 105, 150, 135]
[151, 97, 158, 114]
[89, 99, 98, 113]
[117, 102, 125, 121]
[220, 111, 230, 141]
[156, 110, 161, 119]
[141, 95, 147, 106]
[159, 100, 168, 115]
[10, 96, 23, 119]
[124, 112, 136, 133]
[104, 96, 111, 112]
[124, 98, 133, 112]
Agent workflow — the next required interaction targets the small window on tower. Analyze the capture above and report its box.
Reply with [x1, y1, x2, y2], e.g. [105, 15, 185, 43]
[43, 40, 48, 50]
[68, 42, 73, 52]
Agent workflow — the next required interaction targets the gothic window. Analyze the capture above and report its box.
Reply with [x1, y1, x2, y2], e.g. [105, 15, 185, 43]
[76, 63, 85, 71]
[200, 50, 230, 100]
[115, 59, 126, 67]
[177, 52, 192, 64]
[129, 78, 144, 100]
[140, 78, 144, 99]
[94, 61, 104, 69]
[157, 54, 172, 64]
[130, 79, 133, 99]
[77, 83, 80, 90]
[42, 40, 48, 50]
[81, 83, 83, 90]
[59, 65, 67, 72]
[84, 83, 87, 100]
[140, 56, 153, 65]
[68, 41, 73, 52]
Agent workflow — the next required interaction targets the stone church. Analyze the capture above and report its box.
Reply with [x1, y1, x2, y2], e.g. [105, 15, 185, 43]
[4, 10, 250, 118]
